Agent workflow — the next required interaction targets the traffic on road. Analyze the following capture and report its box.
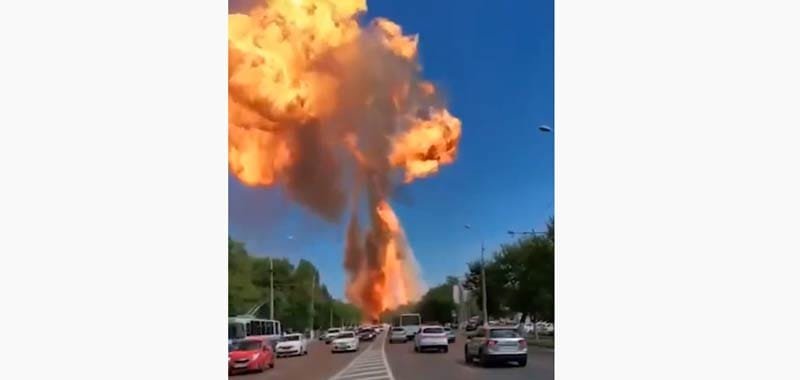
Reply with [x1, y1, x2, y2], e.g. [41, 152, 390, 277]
[227, 316, 553, 380]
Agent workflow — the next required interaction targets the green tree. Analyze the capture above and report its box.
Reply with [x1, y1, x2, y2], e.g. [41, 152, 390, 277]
[461, 217, 555, 323]
[415, 281, 457, 324]
[463, 255, 509, 319]
[228, 237, 362, 334]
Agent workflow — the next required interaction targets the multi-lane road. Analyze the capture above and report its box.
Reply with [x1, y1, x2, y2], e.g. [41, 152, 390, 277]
[229, 331, 554, 380]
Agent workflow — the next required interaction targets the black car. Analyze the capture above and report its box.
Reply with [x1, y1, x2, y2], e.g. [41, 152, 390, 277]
[358, 329, 376, 341]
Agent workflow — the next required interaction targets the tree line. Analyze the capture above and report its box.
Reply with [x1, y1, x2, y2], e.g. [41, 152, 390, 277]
[231, 216, 553, 331]
[229, 237, 361, 332]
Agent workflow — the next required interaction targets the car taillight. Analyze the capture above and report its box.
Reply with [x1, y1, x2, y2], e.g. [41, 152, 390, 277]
[487, 340, 497, 347]
[519, 339, 527, 349]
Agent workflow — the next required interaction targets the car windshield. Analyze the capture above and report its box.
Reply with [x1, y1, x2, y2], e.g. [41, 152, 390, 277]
[338, 332, 355, 338]
[282, 335, 300, 341]
[422, 327, 444, 334]
[233, 340, 262, 351]
[489, 329, 520, 338]
[327, 328, 340, 333]
[392, 327, 404, 332]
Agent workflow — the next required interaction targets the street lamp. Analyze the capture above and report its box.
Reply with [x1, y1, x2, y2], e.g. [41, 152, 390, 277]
[463, 224, 489, 327]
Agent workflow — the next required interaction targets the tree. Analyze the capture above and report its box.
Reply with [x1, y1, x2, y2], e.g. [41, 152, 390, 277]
[460, 217, 555, 323]
[498, 235, 554, 322]
[463, 255, 509, 319]
[415, 282, 457, 324]
[228, 237, 362, 334]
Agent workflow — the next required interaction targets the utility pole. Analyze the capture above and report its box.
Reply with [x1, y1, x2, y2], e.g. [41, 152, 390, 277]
[481, 240, 488, 327]
[269, 257, 274, 320]
[309, 272, 315, 339]
[463, 224, 489, 327]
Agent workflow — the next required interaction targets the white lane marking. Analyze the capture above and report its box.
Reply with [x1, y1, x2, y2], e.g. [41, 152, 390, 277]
[338, 369, 389, 379]
[344, 366, 386, 374]
[380, 331, 396, 380]
[349, 363, 385, 370]
[339, 375, 390, 380]
[328, 331, 395, 380]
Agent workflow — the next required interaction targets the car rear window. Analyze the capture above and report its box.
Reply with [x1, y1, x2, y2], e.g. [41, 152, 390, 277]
[283, 335, 300, 341]
[392, 327, 404, 332]
[338, 332, 355, 338]
[489, 329, 520, 338]
[422, 327, 444, 334]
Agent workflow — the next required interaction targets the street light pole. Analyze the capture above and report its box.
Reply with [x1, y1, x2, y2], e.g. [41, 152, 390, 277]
[480, 240, 488, 327]
[269, 257, 274, 320]
[309, 272, 315, 339]
[464, 224, 489, 327]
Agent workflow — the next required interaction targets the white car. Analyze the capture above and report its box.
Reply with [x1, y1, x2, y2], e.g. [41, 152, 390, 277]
[331, 331, 359, 353]
[323, 328, 342, 344]
[414, 325, 449, 353]
[389, 326, 408, 343]
[275, 333, 307, 357]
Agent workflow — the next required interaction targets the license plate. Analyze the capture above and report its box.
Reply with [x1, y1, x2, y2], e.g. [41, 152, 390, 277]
[234, 363, 248, 368]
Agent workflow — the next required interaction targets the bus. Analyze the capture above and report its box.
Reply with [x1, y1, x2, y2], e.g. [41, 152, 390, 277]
[399, 313, 422, 339]
[228, 316, 283, 349]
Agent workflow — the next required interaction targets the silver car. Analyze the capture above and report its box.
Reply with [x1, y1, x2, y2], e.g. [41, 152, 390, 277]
[464, 326, 528, 367]
[445, 326, 456, 343]
[388, 327, 408, 343]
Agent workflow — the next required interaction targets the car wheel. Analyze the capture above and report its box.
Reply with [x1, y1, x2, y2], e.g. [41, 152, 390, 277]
[464, 346, 472, 363]
[518, 357, 527, 367]
[479, 349, 489, 367]
[269, 357, 275, 369]
[414, 345, 419, 352]
[442, 346, 448, 353]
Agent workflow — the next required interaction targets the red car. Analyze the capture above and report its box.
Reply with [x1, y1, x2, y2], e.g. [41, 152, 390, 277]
[228, 338, 275, 375]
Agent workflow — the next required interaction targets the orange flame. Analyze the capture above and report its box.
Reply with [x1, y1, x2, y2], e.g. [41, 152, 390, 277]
[229, 0, 460, 320]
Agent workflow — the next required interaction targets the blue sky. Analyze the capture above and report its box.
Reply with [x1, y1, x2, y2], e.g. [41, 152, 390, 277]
[228, 0, 553, 299]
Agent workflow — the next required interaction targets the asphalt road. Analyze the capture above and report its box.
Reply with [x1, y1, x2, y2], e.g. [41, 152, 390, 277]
[385, 336, 554, 380]
[229, 332, 553, 380]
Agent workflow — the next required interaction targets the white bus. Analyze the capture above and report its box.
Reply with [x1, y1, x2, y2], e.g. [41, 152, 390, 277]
[399, 313, 422, 339]
[228, 316, 282, 349]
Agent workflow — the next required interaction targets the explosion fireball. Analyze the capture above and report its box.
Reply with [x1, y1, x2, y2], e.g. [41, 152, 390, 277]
[229, 0, 462, 320]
